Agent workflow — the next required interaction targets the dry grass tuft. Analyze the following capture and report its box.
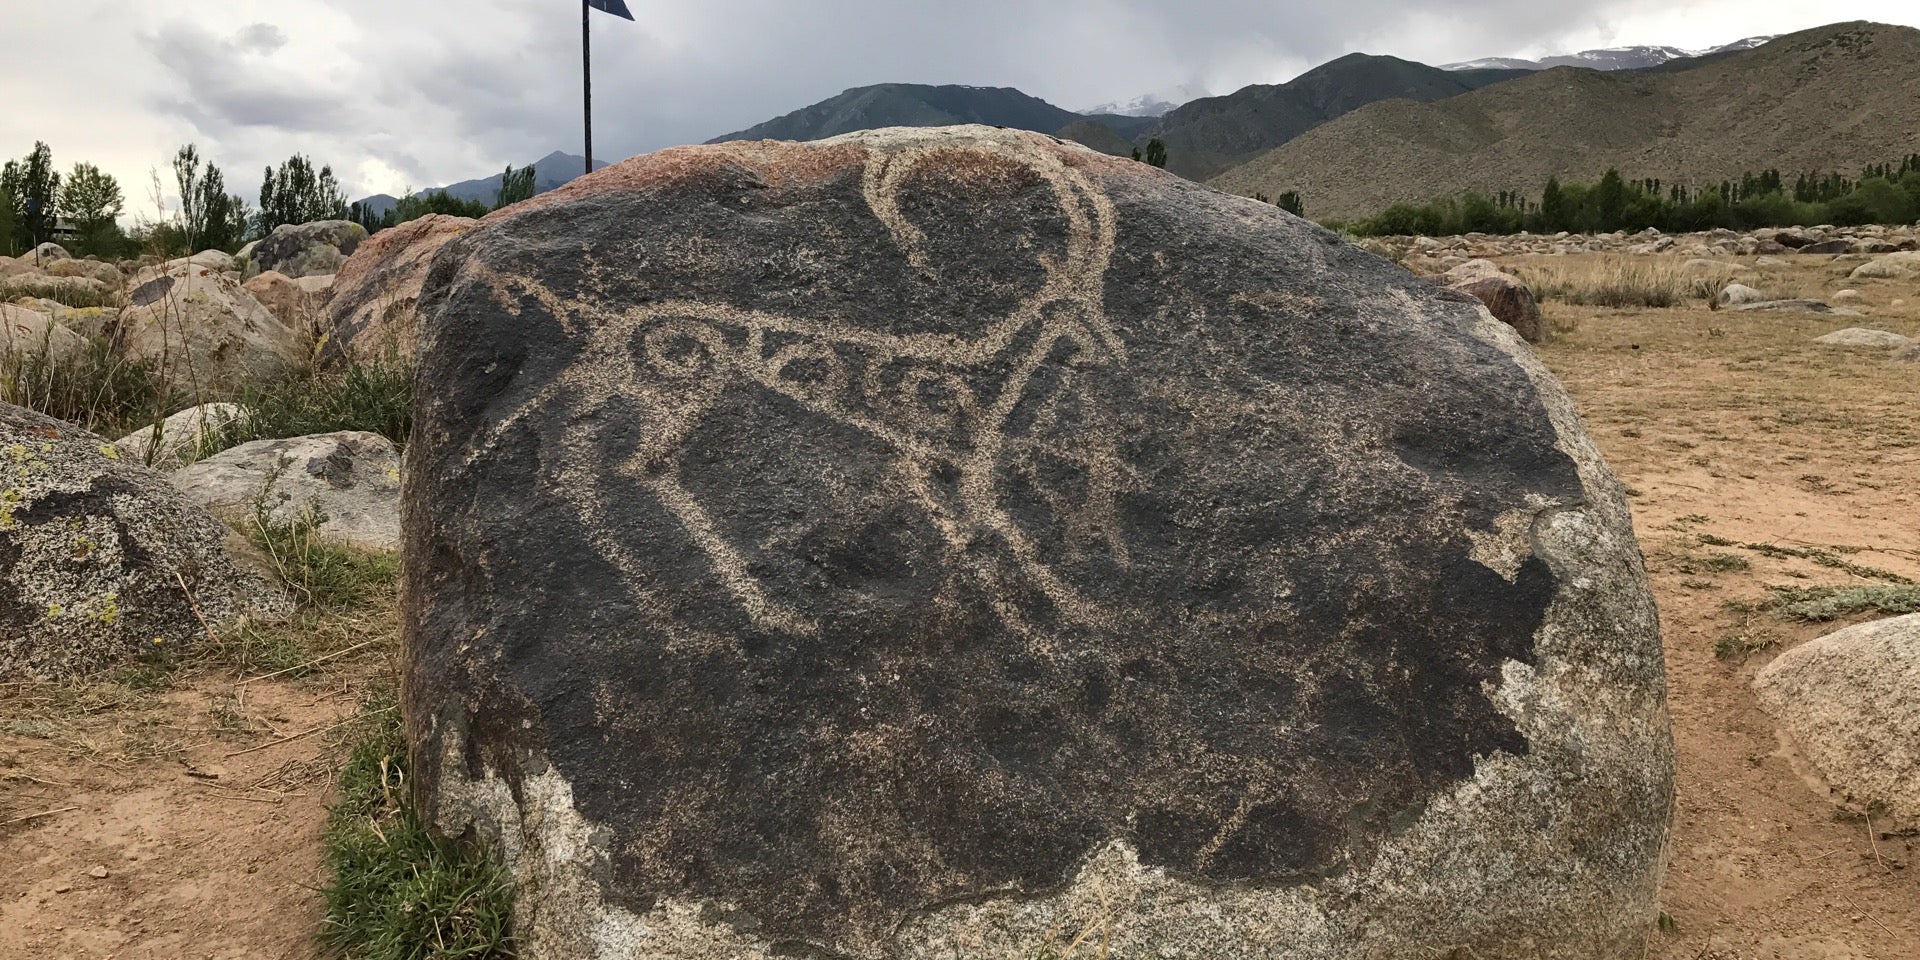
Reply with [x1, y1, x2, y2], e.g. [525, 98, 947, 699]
[1514, 256, 1717, 309]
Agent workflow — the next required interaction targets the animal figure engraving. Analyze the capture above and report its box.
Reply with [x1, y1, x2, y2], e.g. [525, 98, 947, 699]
[464, 141, 1131, 635]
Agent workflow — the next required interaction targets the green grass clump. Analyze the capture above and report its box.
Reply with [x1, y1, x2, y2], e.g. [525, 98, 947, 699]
[1768, 585, 1920, 622]
[248, 498, 399, 610]
[0, 338, 179, 437]
[0, 277, 119, 308]
[216, 356, 413, 451]
[319, 705, 514, 960]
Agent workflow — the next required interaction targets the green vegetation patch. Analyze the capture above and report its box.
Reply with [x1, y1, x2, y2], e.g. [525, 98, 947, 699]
[1767, 585, 1920, 622]
[319, 704, 514, 960]
[216, 356, 413, 454]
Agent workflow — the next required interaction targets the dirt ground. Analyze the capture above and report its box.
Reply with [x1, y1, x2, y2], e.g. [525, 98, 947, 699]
[1, 253, 1916, 959]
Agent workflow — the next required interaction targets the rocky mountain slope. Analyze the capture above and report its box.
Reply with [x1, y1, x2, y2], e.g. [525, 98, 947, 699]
[706, 83, 1153, 143]
[1213, 22, 1920, 219]
[1101, 54, 1526, 181]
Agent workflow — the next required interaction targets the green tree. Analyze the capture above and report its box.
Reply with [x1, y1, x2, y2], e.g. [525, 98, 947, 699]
[0, 179, 15, 256]
[393, 189, 489, 224]
[257, 154, 348, 235]
[1538, 176, 1570, 232]
[1275, 190, 1305, 217]
[494, 163, 536, 210]
[4, 142, 61, 253]
[173, 144, 209, 250]
[1594, 168, 1629, 231]
[59, 163, 126, 258]
[1143, 138, 1168, 169]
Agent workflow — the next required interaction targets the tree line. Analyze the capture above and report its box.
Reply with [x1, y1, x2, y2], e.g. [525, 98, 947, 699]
[3, 141, 541, 261]
[1323, 156, 1920, 237]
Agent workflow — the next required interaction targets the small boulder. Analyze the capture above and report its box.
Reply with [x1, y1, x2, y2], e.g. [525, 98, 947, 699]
[116, 262, 303, 388]
[2, 274, 114, 305]
[1850, 251, 1920, 281]
[1797, 239, 1851, 255]
[0, 303, 84, 363]
[44, 258, 122, 286]
[0, 255, 32, 278]
[1733, 299, 1845, 315]
[0, 402, 290, 680]
[113, 403, 250, 469]
[1444, 261, 1545, 343]
[1812, 328, 1914, 349]
[1830, 289, 1864, 306]
[172, 431, 401, 553]
[1717, 283, 1766, 307]
[249, 221, 367, 280]
[1755, 614, 1920, 824]
[326, 214, 477, 362]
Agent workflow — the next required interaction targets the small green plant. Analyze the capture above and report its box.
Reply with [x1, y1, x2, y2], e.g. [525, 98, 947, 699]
[1714, 630, 1780, 661]
[319, 704, 514, 960]
[248, 476, 399, 611]
[1767, 585, 1920, 622]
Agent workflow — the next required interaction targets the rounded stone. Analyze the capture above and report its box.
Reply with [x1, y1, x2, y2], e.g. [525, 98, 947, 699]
[404, 126, 1672, 959]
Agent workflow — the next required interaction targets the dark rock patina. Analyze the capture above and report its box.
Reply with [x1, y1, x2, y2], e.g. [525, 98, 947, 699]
[405, 126, 1670, 959]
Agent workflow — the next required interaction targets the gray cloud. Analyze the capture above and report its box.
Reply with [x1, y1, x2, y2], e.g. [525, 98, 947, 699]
[143, 21, 347, 135]
[78, 0, 1912, 202]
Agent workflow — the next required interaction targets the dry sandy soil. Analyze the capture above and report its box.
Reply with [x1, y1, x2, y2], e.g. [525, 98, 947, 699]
[1, 253, 1915, 959]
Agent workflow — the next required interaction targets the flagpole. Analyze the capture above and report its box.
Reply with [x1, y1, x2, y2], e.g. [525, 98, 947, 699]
[583, 0, 593, 175]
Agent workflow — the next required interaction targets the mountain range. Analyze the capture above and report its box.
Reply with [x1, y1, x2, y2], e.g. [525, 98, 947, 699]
[1440, 37, 1774, 72]
[356, 24, 1915, 226]
[1212, 22, 1920, 218]
[352, 150, 610, 217]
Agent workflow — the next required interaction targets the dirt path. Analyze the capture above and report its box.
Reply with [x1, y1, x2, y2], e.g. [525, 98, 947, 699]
[2, 254, 1915, 958]
[1, 659, 391, 960]
[1537, 262, 1919, 960]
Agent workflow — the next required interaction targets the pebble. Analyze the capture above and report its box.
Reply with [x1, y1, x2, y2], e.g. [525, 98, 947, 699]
[86, 864, 109, 879]
[53, 882, 72, 894]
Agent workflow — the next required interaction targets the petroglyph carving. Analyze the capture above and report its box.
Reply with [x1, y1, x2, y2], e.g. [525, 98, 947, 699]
[464, 141, 1130, 634]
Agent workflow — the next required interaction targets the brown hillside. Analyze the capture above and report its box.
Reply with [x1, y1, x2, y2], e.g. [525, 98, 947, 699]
[1211, 22, 1920, 219]
[1055, 118, 1137, 157]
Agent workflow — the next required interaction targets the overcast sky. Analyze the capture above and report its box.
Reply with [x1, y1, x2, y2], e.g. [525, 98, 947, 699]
[4, 0, 1916, 215]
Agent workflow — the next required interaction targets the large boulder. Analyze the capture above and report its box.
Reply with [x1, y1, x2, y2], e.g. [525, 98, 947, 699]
[112, 402, 250, 469]
[172, 431, 401, 553]
[404, 128, 1672, 959]
[326, 214, 477, 362]
[0, 303, 84, 363]
[1444, 260, 1546, 343]
[248, 220, 367, 279]
[243, 269, 332, 336]
[28, 242, 70, 262]
[1755, 614, 1920, 824]
[117, 262, 303, 388]
[0, 402, 289, 679]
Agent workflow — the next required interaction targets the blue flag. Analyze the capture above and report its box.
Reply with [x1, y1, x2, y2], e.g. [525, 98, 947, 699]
[587, 0, 634, 19]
